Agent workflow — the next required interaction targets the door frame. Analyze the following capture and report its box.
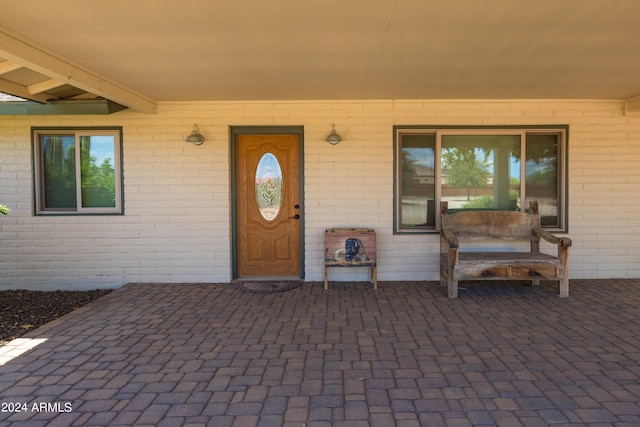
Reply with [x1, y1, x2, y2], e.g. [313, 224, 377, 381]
[230, 125, 305, 280]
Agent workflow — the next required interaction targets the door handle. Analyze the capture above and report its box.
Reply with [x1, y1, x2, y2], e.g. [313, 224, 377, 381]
[289, 214, 300, 219]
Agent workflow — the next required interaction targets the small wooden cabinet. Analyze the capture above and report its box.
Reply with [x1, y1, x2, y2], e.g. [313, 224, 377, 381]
[324, 228, 377, 290]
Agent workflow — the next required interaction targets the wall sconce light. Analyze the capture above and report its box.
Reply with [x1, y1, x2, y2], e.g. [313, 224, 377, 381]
[325, 124, 342, 145]
[186, 124, 205, 146]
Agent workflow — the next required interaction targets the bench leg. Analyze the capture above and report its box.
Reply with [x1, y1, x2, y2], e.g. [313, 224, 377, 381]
[371, 266, 377, 289]
[445, 250, 458, 298]
[324, 266, 328, 290]
[448, 278, 459, 298]
[559, 276, 569, 298]
[440, 254, 448, 287]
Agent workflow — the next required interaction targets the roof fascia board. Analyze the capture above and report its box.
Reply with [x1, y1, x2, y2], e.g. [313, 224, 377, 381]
[0, 99, 128, 115]
[0, 26, 156, 114]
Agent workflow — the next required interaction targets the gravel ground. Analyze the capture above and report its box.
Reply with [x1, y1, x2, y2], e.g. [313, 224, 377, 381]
[0, 289, 113, 345]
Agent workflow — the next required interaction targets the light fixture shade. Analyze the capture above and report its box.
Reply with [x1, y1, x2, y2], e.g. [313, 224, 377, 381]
[326, 125, 342, 145]
[186, 124, 205, 145]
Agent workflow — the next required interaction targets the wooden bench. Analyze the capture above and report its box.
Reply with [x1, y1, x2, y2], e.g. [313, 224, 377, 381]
[440, 201, 571, 298]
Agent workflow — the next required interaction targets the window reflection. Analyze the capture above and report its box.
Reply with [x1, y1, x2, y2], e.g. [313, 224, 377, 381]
[441, 135, 521, 211]
[526, 134, 559, 226]
[400, 134, 435, 227]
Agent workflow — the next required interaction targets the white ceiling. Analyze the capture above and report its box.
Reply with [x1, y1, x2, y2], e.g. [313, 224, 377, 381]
[1, 0, 640, 113]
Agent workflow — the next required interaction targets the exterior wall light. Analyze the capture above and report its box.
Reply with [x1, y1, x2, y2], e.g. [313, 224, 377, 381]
[325, 124, 342, 145]
[186, 124, 205, 145]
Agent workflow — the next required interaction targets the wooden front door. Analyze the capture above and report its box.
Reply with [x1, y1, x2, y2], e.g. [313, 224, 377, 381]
[236, 133, 302, 277]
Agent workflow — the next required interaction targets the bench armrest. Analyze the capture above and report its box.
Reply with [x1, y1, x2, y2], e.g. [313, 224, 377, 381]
[440, 228, 459, 248]
[533, 228, 572, 247]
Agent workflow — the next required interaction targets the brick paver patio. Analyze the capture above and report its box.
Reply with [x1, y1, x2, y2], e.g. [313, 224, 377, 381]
[1, 279, 640, 426]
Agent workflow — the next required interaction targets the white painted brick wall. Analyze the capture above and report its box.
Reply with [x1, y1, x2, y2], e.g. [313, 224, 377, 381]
[1, 100, 640, 289]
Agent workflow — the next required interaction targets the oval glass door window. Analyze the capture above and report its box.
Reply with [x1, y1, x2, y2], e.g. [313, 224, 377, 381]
[255, 153, 283, 221]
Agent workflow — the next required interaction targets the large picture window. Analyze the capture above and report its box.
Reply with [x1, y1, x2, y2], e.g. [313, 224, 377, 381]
[33, 128, 123, 215]
[394, 126, 568, 233]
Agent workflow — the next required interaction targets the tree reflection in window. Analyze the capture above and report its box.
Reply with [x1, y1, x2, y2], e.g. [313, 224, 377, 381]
[41, 134, 116, 210]
[42, 135, 76, 209]
[80, 136, 116, 208]
[395, 127, 567, 232]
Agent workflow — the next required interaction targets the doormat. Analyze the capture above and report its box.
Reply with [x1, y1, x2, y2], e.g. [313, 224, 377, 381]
[234, 281, 302, 293]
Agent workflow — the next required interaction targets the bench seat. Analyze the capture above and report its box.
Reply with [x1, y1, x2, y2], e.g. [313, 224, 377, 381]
[453, 252, 560, 280]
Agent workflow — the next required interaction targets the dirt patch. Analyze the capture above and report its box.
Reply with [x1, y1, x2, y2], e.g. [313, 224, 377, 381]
[0, 289, 113, 345]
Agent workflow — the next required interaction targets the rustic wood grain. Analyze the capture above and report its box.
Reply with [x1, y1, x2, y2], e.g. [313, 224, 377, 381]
[440, 201, 571, 298]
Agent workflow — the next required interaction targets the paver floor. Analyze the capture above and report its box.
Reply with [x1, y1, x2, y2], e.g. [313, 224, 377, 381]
[1, 280, 640, 426]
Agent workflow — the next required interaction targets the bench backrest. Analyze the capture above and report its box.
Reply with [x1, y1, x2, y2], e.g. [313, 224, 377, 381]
[441, 202, 540, 242]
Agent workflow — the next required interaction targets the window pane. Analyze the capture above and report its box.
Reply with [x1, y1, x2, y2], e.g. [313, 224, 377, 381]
[525, 134, 559, 226]
[41, 135, 77, 209]
[400, 134, 435, 227]
[442, 135, 521, 211]
[255, 152, 283, 221]
[80, 135, 117, 208]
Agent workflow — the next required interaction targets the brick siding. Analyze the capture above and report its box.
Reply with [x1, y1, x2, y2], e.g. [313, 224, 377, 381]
[1, 100, 639, 289]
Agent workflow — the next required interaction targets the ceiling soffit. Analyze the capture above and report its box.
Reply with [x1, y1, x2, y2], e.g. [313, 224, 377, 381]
[0, 26, 154, 114]
[1, 1, 640, 113]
